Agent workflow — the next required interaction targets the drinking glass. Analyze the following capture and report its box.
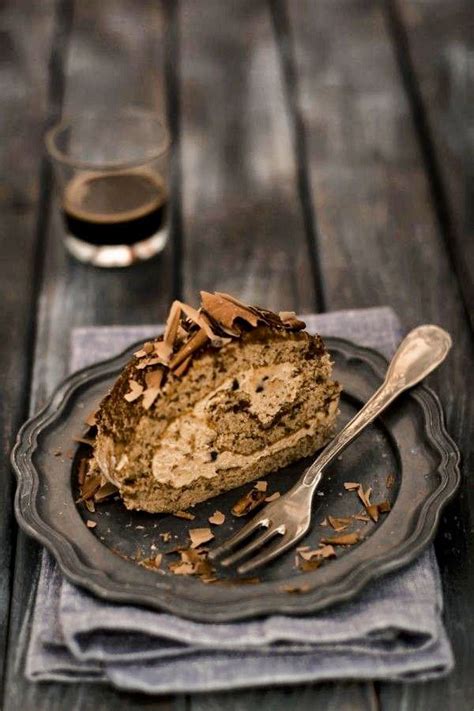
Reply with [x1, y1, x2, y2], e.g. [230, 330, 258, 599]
[46, 108, 171, 268]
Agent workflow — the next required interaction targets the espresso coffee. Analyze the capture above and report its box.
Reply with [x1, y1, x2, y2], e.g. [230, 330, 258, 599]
[62, 171, 167, 246]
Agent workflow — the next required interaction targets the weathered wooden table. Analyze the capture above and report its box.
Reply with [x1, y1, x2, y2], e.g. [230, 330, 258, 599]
[1, 1, 472, 708]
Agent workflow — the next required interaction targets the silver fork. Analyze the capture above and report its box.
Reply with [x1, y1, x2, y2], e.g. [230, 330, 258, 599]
[209, 325, 452, 575]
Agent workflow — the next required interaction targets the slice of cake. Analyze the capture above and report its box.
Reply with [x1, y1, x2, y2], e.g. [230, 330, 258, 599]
[92, 293, 341, 512]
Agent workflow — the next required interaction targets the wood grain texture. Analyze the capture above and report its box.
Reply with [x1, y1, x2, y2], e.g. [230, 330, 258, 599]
[179, 2, 373, 709]
[286, 0, 474, 708]
[179, 0, 316, 312]
[188, 683, 378, 711]
[3, 1, 176, 709]
[2, 0, 472, 708]
[391, 0, 474, 329]
[0, 0, 55, 698]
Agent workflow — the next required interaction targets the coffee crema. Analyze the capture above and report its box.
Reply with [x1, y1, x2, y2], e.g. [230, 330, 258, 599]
[62, 171, 168, 246]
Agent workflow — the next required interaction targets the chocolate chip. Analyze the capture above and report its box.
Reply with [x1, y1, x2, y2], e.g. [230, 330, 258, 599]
[231, 378, 240, 390]
[210, 450, 218, 461]
[255, 385, 264, 393]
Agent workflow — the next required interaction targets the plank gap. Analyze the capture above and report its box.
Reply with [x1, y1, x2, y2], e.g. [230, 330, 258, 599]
[269, 0, 327, 313]
[383, 0, 474, 333]
[1, 0, 74, 704]
[163, 0, 184, 302]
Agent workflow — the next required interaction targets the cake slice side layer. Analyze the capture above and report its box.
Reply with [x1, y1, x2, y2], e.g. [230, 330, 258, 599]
[92, 295, 341, 512]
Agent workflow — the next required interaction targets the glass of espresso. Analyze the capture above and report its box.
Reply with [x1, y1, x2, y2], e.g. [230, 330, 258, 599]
[46, 109, 170, 267]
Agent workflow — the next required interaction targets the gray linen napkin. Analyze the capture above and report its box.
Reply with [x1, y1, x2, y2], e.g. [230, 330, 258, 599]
[25, 307, 454, 691]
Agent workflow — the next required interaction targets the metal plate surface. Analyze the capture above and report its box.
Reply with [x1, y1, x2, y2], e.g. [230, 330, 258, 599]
[12, 337, 460, 621]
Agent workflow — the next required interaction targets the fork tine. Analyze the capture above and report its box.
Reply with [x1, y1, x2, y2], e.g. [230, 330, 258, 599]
[237, 534, 294, 575]
[219, 526, 280, 567]
[208, 516, 270, 561]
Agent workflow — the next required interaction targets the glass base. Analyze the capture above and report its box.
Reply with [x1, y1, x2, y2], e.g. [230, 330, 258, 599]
[64, 228, 168, 268]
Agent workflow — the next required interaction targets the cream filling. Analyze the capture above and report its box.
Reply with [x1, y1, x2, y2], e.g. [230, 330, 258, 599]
[151, 411, 335, 488]
[97, 363, 338, 490]
[203, 362, 302, 427]
[151, 363, 337, 488]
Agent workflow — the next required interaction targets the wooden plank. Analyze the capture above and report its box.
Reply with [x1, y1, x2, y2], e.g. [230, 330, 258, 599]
[286, 1, 474, 708]
[189, 683, 378, 711]
[3, 1, 177, 709]
[180, 0, 316, 312]
[0, 0, 56, 698]
[389, 0, 474, 329]
[180, 1, 373, 708]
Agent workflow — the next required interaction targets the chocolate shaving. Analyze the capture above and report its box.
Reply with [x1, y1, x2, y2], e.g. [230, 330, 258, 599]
[142, 388, 160, 410]
[124, 380, 144, 402]
[173, 510, 196, 521]
[174, 355, 192, 377]
[299, 544, 336, 561]
[84, 409, 98, 427]
[357, 485, 372, 509]
[78, 474, 101, 502]
[169, 328, 208, 370]
[86, 520, 97, 529]
[169, 561, 195, 576]
[159, 532, 172, 543]
[328, 515, 352, 532]
[366, 504, 380, 523]
[299, 559, 322, 572]
[73, 435, 95, 446]
[153, 340, 173, 363]
[169, 548, 214, 578]
[139, 553, 163, 571]
[163, 300, 182, 349]
[344, 482, 360, 491]
[94, 482, 118, 502]
[134, 349, 148, 359]
[85, 499, 95, 513]
[134, 342, 154, 359]
[200, 291, 262, 336]
[231, 487, 267, 517]
[367, 500, 391, 521]
[179, 301, 232, 346]
[145, 371, 163, 390]
[321, 532, 363, 546]
[135, 357, 162, 370]
[208, 510, 225, 525]
[255, 480, 268, 492]
[386, 473, 396, 489]
[77, 458, 89, 487]
[189, 528, 214, 549]
[278, 311, 306, 330]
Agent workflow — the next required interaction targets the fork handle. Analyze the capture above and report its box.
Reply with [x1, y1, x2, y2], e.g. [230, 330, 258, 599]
[302, 325, 452, 488]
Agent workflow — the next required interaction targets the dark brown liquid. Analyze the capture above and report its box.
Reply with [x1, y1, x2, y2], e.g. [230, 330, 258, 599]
[62, 172, 167, 246]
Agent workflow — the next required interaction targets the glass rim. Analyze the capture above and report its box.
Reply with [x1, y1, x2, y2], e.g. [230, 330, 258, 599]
[45, 108, 171, 171]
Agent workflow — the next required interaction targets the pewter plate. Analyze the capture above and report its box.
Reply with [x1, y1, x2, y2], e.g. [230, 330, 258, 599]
[12, 337, 460, 621]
